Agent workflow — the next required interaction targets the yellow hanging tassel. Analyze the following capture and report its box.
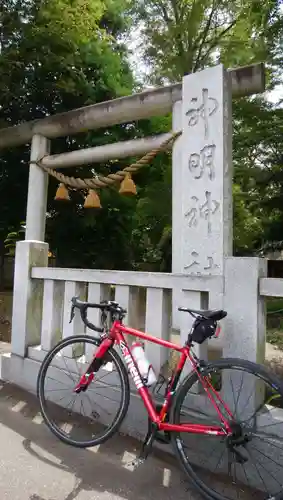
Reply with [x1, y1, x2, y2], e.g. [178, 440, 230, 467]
[84, 189, 102, 209]
[54, 183, 70, 201]
[119, 173, 137, 196]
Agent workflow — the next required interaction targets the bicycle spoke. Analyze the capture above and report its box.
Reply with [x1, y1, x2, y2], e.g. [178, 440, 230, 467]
[82, 393, 105, 420]
[248, 445, 283, 491]
[38, 336, 129, 448]
[256, 419, 283, 430]
[95, 371, 116, 383]
[183, 437, 223, 466]
[61, 355, 76, 385]
[229, 372, 238, 419]
[238, 382, 255, 418]
[249, 442, 283, 474]
[241, 462, 252, 495]
[87, 388, 121, 404]
[246, 446, 270, 494]
[44, 387, 72, 392]
[84, 392, 113, 417]
[46, 375, 71, 387]
[234, 371, 244, 418]
[213, 446, 226, 473]
[51, 393, 72, 406]
[173, 361, 283, 500]
[242, 394, 281, 426]
[252, 434, 283, 451]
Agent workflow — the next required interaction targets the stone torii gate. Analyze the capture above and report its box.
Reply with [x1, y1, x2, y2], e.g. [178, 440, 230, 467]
[0, 62, 266, 376]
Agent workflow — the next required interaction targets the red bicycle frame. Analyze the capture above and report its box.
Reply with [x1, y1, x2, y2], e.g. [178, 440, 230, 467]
[76, 320, 233, 437]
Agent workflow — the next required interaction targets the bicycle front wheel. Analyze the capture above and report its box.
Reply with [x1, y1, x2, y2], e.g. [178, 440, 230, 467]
[171, 358, 283, 500]
[37, 335, 130, 448]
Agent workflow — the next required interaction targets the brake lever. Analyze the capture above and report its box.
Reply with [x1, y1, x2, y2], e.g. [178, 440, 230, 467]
[69, 304, 76, 324]
[71, 295, 79, 306]
[101, 310, 108, 323]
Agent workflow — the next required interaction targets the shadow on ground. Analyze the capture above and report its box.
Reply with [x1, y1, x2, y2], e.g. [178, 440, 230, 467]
[0, 382, 201, 500]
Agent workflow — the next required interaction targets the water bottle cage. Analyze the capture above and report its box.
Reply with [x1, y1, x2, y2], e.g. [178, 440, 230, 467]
[130, 342, 157, 388]
[153, 373, 172, 397]
[141, 365, 152, 387]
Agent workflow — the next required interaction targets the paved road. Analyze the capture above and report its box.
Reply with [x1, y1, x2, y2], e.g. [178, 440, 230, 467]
[0, 382, 203, 500]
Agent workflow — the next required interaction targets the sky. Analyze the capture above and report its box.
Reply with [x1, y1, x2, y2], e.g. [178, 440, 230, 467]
[267, 84, 283, 104]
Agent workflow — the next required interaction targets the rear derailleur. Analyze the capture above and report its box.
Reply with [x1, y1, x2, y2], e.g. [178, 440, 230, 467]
[226, 422, 252, 465]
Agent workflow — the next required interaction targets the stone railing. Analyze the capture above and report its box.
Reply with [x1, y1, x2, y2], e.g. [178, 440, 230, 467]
[22, 249, 226, 370]
[2, 241, 270, 390]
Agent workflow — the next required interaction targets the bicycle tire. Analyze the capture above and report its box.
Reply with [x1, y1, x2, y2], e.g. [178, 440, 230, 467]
[37, 335, 130, 448]
[171, 357, 283, 500]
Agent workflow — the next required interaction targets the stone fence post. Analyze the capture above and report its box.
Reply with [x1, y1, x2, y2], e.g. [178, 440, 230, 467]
[11, 241, 48, 357]
[223, 257, 267, 362]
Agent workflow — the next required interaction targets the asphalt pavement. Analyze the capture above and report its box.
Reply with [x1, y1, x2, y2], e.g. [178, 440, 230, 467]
[0, 382, 203, 500]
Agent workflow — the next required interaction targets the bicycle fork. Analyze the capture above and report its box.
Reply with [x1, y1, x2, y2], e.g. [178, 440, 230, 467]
[74, 337, 113, 393]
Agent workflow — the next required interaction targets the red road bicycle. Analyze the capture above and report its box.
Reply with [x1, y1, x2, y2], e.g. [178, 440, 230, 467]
[37, 298, 283, 500]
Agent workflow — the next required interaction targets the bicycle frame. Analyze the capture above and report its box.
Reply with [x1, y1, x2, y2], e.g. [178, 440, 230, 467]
[76, 320, 233, 437]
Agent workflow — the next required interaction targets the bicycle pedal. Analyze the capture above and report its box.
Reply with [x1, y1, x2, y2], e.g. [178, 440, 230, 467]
[124, 457, 146, 471]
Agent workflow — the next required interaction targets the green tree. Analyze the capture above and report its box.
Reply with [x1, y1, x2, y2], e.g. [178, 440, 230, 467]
[233, 97, 283, 254]
[126, 0, 283, 268]
[0, 0, 138, 269]
[130, 0, 282, 84]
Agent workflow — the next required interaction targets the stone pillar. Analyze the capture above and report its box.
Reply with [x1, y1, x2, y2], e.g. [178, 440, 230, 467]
[172, 64, 233, 351]
[25, 134, 50, 241]
[11, 241, 48, 357]
[180, 64, 233, 277]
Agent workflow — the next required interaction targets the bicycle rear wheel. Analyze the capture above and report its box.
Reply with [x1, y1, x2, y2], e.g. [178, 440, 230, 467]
[37, 335, 130, 447]
[171, 358, 283, 500]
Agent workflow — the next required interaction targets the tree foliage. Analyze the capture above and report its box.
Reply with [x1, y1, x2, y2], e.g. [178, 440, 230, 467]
[232, 97, 283, 254]
[130, 0, 282, 84]
[128, 0, 283, 265]
[0, 0, 138, 268]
